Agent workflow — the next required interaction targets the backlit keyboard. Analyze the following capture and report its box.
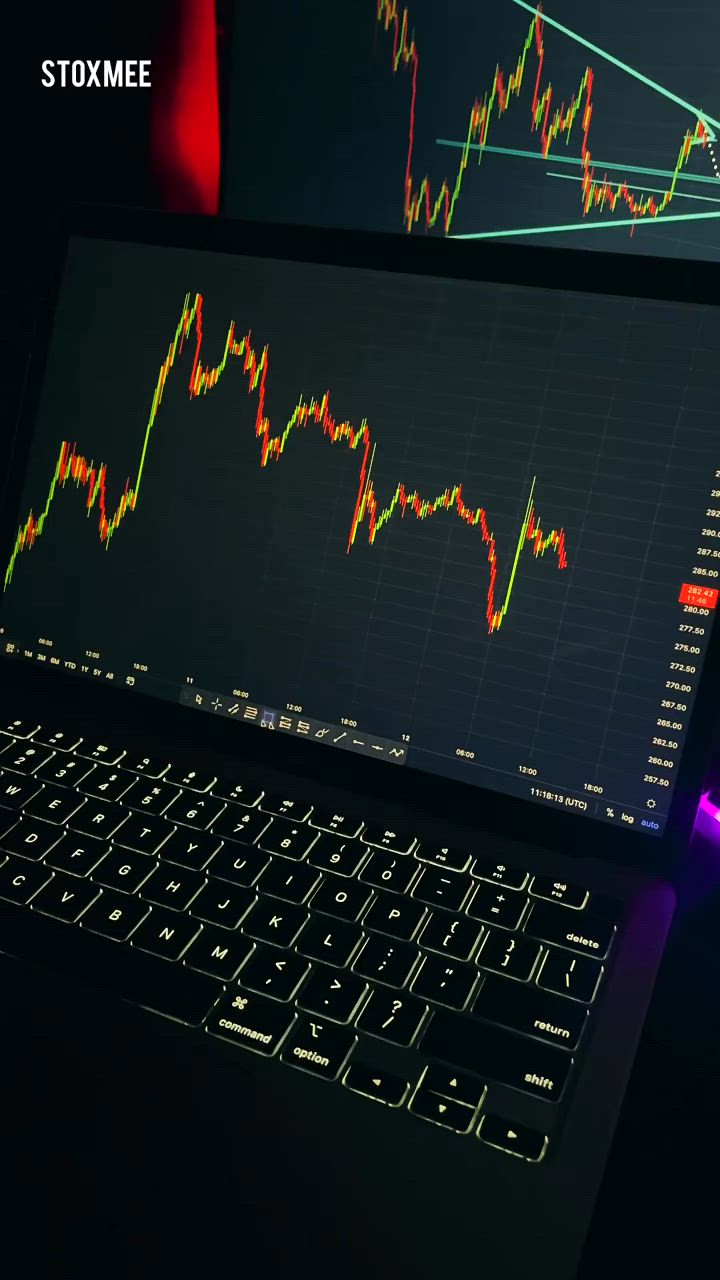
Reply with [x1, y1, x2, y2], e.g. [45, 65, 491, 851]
[0, 716, 621, 1162]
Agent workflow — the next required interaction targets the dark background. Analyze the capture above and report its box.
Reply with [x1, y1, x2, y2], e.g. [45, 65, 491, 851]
[0, 4, 719, 1277]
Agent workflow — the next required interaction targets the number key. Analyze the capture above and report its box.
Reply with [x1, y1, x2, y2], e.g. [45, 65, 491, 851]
[211, 805, 271, 845]
[359, 849, 419, 894]
[78, 766, 134, 802]
[121, 778, 180, 815]
[0, 743, 53, 773]
[164, 793, 226, 830]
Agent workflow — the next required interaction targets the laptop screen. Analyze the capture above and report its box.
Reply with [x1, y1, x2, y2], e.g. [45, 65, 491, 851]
[1, 234, 719, 838]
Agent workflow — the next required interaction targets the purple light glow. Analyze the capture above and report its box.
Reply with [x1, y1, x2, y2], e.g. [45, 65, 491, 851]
[697, 790, 720, 833]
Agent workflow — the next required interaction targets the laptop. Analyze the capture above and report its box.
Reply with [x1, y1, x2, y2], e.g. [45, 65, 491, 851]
[0, 207, 717, 1279]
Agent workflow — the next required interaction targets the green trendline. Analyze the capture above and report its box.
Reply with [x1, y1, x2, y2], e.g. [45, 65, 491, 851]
[511, 0, 720, 141]
[435, 139, 720, 188]
[451, 207, 720, 239]
[495, 476, 538, 628]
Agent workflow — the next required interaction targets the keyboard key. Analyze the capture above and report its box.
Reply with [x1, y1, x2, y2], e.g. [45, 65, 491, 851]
[35, 756, 95, 787]
[343, 1064, 409, 1108]
[190, 881, 255, 929]
[160, 828, 221, 871]
[415, 844, 472, 872]
[121, 754, 169, 778]
[360, 825, 417, 855]
[362, 891, 426, 941]
[0, 897, 219, 1025]
[0, 743, 53, 773]
[32, 872, 100, 923]
[210, 843, 269, 886]
[308, 834, 368, 877]
[93, 848, 158, 894]
[467, 883, 527, 929]
[141, 866, 206, 911]
[420, 1011, 573, 1101]
[471, 859, 529, 890]
[164, 765, 216, 792]
[413, 867, 472, 913]
[164, 793, 226, 830]
[77, 766, 135, 802]
[238, 944, 310, 1001]
[0, 854, 53, 903]
[478, 1113, 548, 1163]
[121, 779, 180, 816]
[477, 930, 542, 981]
[211, 780, 263, 807]
[536, 947, 603, 1003]
[255, 857, 321, 904]
[114, 813, 174, 856]
[418, 913, 483, 961]
[409, 1089, 476, 1134]
[131, 907, 202, 961]
[280, 1016, 356, 1079]
[309, 875, 373, 922]
[528, 876, 589, 909]
[183, 926, 253, 981]
[211, 806, 271, 845]
[24, 786, 86, 825]
[257, 818, 319, 860]
[0, 816, 63, 861]
[308, 810, 364, 838]
[419, 1065, 486, 1109]
[355, 989, 427, 1046]
[243, 898, 308, 948]
[524, 901, 616, 959]
[80, 890, 150, 941]
[206, 989, 296, 1055]
[297, 965, 367, 1023]
[473, 974, 588, 1049]
[68, 800, 129, 840]
[352, 936, 419, 988]
[76, 741, 126, 766]
[45, 832, 109, 877]
[1, 718, 40, 739]
[359, 850, 419, 894]
[297, 915, 364, 968]
[0, 771, 43, 809]
[259, 794, 312, 821]
[411, 954, 478, 1010]
[33, 728, 83, 751]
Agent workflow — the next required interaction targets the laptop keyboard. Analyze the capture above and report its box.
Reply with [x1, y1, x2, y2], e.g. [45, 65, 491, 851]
[0, 717, 621, 1162]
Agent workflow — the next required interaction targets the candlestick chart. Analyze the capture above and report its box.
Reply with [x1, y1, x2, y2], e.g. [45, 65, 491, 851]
[2, 291, 568, 635]
[225, 0, 720, 256]
[377, 0, 712, 235]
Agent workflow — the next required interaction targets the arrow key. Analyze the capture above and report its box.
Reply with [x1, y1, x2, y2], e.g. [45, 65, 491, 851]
[418, 1064, 486, 1109]
[409, 1088, 476, 1134]
[238, 942, 310, 1001]
[343, 1063, 409, 1108]
[478, 1112, 548, 1162]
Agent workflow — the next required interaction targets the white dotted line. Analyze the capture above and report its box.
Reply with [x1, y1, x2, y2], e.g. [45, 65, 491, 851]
[707, 138, 720, 178]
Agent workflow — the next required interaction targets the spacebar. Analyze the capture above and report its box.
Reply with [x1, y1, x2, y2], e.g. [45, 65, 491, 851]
[0, 900, 221, 1026]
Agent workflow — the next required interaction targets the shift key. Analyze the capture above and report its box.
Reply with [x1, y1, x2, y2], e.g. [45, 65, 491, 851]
[420, 1010, 573, 1102]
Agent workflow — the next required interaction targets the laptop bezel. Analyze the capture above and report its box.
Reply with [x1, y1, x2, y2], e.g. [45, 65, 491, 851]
[1, 204, 718, 882]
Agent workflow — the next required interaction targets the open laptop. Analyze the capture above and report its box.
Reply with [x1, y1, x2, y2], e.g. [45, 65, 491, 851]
[0, 207, 718, 1279]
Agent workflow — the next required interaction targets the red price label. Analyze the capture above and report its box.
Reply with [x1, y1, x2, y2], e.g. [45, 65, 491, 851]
[679, 582, 719, 608]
